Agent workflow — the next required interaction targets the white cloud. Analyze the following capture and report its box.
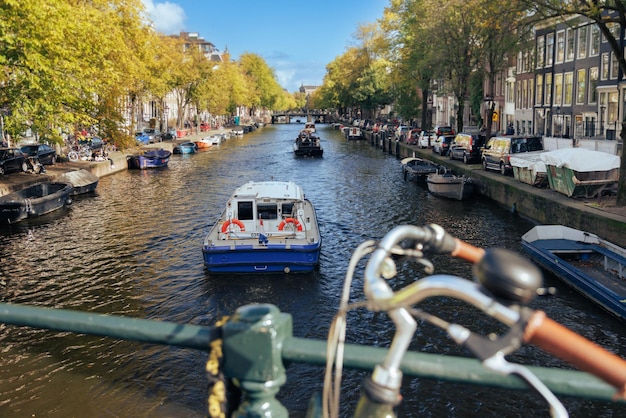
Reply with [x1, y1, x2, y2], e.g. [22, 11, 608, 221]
[142, 0, 186, 34]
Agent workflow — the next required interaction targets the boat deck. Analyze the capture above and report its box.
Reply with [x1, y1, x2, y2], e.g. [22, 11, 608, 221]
[533, 238, 626, 296]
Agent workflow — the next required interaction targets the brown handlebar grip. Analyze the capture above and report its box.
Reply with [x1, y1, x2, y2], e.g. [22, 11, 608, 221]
[524, 310, 626, 399]
[451, 238, 485, 263]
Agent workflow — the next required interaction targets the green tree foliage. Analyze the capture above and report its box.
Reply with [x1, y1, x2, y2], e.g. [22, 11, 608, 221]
[0, 0, 291, 149]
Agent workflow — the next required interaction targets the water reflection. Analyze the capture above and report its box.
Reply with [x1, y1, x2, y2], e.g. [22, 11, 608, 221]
[0, 124, 623, 417]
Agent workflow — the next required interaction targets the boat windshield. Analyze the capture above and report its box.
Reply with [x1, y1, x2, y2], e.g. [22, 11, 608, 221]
[237, 201, 254, 220]
[257, 203, 278, 220]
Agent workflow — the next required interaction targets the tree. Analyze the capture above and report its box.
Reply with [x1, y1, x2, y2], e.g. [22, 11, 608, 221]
[520, 1, 626, 205]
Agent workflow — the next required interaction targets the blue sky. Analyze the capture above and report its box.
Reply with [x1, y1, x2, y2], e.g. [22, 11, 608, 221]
[142, 0, 388, 92]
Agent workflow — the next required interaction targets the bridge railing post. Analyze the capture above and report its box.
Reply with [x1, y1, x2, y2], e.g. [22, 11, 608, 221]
[223, 304, 291, 418]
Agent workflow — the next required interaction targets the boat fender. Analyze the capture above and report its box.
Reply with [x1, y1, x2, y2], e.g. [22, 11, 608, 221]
[278, 217, 303, 231]
[221, 219, 245, 233]
[206, 316, 241, 417]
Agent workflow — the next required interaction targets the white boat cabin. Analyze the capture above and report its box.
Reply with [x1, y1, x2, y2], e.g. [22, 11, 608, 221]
[218, 181, 314, 239]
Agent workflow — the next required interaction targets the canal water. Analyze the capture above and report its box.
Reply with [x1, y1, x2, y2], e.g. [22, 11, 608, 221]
[0, 124, 623, 417]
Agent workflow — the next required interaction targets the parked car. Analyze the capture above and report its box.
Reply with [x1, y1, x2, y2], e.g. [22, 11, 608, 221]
[78, 136, 104, 150]
[432, 135, 455, 156]
[20, 144, 57, 165]
[481, 135, 543, 175]
[142, 128, 161, 143]
[407, 128, 421, 145]
[0, 147, 27, 175]
[448, 133, 488, 164]
[395, 125, 410, 141]
[135, 131, 150, 145]
[418, 130, 437, 148]
[434, 125, 455, 136]
[161, 128, 177, 141]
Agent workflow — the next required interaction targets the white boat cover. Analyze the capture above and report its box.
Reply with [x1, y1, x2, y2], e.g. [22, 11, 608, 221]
[509, 150, 547, 171]
[539, 148, 620, 172]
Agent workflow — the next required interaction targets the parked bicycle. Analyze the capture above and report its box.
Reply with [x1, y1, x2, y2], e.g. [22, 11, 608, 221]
[320, 224, 626, 418]
[67, 144, 93, 162]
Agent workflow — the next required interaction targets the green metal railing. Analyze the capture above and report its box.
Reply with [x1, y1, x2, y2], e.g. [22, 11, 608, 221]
[0, 302, 623, 416]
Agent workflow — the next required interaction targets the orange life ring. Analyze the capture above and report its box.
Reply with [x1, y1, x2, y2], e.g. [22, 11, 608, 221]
[278, 217, 302, 231]
[221, 219, 245, 233]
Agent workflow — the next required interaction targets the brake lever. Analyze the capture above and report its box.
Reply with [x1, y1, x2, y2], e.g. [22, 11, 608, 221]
[443, 311, 568, 418]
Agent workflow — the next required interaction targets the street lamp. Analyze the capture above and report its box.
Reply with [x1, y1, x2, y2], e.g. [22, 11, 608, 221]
[164, 105, 170, 130]
[484, 95, 494, 133]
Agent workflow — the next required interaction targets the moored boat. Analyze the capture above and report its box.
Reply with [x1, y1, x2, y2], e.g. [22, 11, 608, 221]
[57, 169, 99, 195]
[521, 225, 626, 321]
[0, 182, 73, 224]
[202, 180, 322, 273]
[345, 127, 363, 140]
[401, 157, 439, 181]
[127, 149, 171, 169]
[194, 137, 214, 150]
[173, 141, 198, 154]
[293, 130, 323, 157]
[426, 172, 474, 200]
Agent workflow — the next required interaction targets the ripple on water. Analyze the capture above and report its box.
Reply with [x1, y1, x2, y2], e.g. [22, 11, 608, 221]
[0, 124, 623, 417]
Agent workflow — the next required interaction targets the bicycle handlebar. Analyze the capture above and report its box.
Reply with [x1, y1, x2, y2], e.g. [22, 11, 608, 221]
[524, 311, 626, 399]
[362, 224, 626, 400]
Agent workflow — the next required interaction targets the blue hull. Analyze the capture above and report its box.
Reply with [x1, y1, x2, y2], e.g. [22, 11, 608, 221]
[128, 150, 171, 169]
[522, 238, 626, 321]
[202, 242, 321, 274]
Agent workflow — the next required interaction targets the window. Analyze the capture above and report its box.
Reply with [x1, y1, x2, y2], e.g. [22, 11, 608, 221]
[588, 67, 598, 104]
[537, 36, 545, 68]
[611, 52, 619, 79]
[566, 28, 575, 61]
[564, 73, 573, 106]
[554, 73, 563, 106]
[556, 31, 565, 63]
[545, 73, 552, 105]
[536, 74, 543, 105]
[546, 33, 554, 66]
[516, 81, 522, 108]
[281, 203, 294, 217]
[237, 201, 254, 220]
[590, 25, 600, 56]
[529, 82, 534, 109]
[577, 26, 587, 59]
[576, 69, 586, 104]
[601, 53, 609, 80]
[609, 22, 620, 40]
[522, 79, 528, 108]
[257, 203, 278, 220]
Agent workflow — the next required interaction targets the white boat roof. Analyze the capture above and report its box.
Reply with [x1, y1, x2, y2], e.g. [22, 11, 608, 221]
[540, 148, 620, 172]
[232, 181, 305, 200]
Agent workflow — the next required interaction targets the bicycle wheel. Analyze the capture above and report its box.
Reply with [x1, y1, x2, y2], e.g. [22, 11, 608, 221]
[68, 151, 79, 162]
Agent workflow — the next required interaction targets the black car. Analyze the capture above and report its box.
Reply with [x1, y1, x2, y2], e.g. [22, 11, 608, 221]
[0, 147, 28, 175]
[20, 144, 57, 165]
[448, 133, 488, 164]
[79, 136, 104, 150]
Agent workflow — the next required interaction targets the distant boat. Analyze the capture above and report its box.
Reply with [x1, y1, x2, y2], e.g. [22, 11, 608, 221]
[293, 130, 323, 157]
[194, 137, 214, 150]
[0, 182, 73, 224]
[522, 225, 626, 322]
[127, 149, 171, 169]
[345, 127, 363, 140]
[173, 142, 197, 154]
[426, 172, 474, 200]
[202, 181, 322, 274]
[57, 169, 99, 195]
[401, 157, 439, 181]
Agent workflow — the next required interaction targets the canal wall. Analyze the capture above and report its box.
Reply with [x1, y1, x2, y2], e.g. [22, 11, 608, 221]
[363, 130, 626, 248]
